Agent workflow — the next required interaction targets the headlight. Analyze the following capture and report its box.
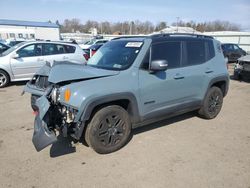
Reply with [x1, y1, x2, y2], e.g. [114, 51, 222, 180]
[51, 87, 60, 104]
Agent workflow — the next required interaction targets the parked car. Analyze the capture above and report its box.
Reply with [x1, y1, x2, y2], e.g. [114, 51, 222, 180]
[234, 55, 250, 80]
[5, 38, 26, 47]
[83, 43, 104, 58]
[79, 39, 109, 49]
[24, 34, 229, 154]
[0, 41, 87, 88]
[0, 42, 10, 54]
[221, 43, 247, 62]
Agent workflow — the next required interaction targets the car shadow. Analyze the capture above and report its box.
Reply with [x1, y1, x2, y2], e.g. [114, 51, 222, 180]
[9, 81, 28, 86]
[50, 134, 76, 158]
[49, 112, 196, 157]
[132, 112, 195, 136]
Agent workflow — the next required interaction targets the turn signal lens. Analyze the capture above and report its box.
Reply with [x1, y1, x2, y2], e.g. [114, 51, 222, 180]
[64, 89, 71, 102]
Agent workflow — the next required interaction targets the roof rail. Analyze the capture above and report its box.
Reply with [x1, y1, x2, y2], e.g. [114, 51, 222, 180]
[111, 35, 147, 40]
[151, 33, 213, 39]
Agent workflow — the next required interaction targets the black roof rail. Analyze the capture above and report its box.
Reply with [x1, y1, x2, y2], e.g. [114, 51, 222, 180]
[150, 33, 214, 39]
[111, 35, 147, 40]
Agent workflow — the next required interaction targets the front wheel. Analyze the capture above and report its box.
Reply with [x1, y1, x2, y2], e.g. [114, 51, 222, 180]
[198, 87, 223, 119]
[85, 105, 131, 154]
[0, 70, 10, 88]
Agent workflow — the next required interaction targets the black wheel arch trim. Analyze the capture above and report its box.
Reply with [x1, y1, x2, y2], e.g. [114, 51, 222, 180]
[77, 92, 141, 124]
[206, 75, 229, 97]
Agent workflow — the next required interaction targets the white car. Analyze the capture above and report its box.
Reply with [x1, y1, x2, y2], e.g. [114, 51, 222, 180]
[79, 39, 109, 49]
[0, 41, 87, 88]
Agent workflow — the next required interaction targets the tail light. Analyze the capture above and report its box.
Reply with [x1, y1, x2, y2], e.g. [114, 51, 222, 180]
[83, 53, 89, 61]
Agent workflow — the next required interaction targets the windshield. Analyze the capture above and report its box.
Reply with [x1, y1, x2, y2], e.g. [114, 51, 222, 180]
[1, 42, 26, 56]
[87, 40, 143, 70]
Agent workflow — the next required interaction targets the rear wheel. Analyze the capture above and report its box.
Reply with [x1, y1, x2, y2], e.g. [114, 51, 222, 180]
[85, 105, 131, 154]
[198, 87, 223, 119]
[0, 70, 10, 88]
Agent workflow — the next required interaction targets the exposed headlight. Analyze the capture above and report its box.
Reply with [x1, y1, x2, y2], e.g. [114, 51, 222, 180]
[51, 87, 60, 104]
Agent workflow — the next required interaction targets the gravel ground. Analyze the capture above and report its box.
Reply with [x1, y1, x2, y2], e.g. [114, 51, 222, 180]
[0, 66, 250, 188]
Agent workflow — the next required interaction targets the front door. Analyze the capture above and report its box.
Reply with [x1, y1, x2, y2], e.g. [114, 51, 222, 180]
[10, 44, 45, 80]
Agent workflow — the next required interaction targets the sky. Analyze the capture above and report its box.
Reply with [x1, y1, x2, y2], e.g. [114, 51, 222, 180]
[0, 0, 250, 30]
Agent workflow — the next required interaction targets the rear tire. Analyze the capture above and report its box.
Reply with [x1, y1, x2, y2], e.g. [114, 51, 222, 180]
[0, 70, 10, 88]
[198, 87, 223, 119]
[85, 105, 131, 154]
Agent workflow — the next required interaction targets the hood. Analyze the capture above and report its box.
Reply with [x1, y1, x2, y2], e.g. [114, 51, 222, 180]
[42, 61, 120, 84]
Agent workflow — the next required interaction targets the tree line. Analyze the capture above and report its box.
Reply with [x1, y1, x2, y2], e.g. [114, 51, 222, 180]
[56, 19, 240, 34]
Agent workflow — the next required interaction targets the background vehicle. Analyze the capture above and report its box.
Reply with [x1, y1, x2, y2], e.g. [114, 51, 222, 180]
[24, 34, 229, 154]
[221, 43, 247, 62]
[0, 42, 10, 54]
[79, 39, 109, 49]
[234, 55, 250, 80]
[0, 41, 87, 88]
[83, 43, 104, 58]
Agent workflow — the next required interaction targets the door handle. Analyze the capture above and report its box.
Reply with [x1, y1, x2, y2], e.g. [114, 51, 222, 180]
[37, 58, 44, 62]
[174, 73, 184, 80]
[63, 56, 69, 60]
[205, 68, 214, 74]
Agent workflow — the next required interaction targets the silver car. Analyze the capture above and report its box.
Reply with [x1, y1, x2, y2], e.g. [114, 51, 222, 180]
[0, 41, 87, 88]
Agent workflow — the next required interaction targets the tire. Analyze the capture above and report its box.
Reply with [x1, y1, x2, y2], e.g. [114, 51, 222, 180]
[85, 105, 131, 154]
[0, 70, 10, 88]
[198, 87, 223, 119]
[31, 94, 39, 111]
[233, 71, 240, 80]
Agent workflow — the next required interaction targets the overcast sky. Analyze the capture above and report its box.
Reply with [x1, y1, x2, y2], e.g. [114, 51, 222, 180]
[1, 0, 250, 30]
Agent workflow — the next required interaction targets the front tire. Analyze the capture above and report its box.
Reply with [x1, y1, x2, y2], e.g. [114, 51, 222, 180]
[198, 87, 223, 119]
[85, 105, 131, 154]
[0, 70, 10, 88]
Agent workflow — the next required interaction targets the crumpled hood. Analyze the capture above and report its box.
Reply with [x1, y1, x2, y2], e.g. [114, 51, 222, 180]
[35, 61, 120, 84]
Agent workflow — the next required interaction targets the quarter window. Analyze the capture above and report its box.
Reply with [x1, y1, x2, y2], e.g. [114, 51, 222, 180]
[151, 42, 181, 69]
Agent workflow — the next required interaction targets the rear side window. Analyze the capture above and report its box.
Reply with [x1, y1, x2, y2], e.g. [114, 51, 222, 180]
[151, 42, 181, 69]
[64, 45, 76, 53]
[206, 40, 215, 61]
[186, 41, 206, 65]
[43, 44, 56, 55]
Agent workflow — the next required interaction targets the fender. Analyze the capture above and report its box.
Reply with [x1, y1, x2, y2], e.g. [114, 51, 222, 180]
[76, 92, 141, 124]
[206, 74, 229, 97]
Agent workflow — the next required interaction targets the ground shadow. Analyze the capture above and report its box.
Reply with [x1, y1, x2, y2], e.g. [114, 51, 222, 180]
[132, 112, 195, 135]
[50, 112, 196, 157]
[50, 134, 76, 158]
[9, 81, 28, 86]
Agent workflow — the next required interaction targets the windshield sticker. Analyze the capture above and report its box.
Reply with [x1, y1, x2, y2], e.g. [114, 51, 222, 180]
[125, 42, 143, 48]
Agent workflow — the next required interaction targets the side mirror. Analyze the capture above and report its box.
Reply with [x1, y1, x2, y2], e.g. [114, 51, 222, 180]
[12, 53, 19, 59]
[150, 60, 168, 72]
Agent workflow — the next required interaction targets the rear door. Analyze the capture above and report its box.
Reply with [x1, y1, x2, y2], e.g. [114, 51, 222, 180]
[10, 43, 45, 79]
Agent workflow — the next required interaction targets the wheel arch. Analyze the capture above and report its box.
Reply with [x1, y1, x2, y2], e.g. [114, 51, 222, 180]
[207, 75, 229, 97]
[79, 92, 141, 124]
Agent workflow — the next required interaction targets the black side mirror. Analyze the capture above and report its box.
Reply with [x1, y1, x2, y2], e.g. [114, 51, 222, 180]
[150, 60, 168, 72]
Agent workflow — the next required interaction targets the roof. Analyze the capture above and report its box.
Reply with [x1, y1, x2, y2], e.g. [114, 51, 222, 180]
[0, 19, 59, 28]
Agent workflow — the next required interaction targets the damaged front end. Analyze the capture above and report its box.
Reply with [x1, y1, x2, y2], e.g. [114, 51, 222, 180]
[31, 87, 81, 151]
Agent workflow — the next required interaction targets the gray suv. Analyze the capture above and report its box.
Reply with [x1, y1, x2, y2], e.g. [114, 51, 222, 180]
[24, 34, 229, 154]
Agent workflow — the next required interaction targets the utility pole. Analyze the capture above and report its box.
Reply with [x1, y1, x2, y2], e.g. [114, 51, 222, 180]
[176, 17, 180, 32]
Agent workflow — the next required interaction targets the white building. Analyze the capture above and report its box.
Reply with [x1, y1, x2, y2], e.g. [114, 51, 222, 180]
[0, 19, 60, 41]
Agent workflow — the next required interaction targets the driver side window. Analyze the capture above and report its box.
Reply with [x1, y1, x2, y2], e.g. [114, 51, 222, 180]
[17, 44, 42, 58]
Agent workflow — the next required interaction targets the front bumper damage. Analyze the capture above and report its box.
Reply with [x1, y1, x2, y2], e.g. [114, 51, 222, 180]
[33, 96, 57, 151]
